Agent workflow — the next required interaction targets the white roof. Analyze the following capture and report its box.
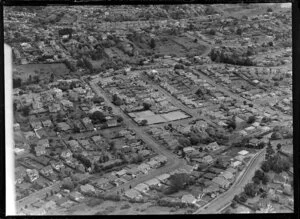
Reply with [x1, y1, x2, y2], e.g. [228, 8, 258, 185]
[238, 150, 249, 156]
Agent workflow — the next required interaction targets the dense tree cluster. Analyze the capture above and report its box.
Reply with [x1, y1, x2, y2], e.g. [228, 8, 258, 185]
[210, 47, 255, 66]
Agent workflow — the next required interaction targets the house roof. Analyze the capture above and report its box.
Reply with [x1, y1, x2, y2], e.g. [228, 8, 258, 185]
[155, 173, 170, 182]
[181, 194, 196, 203]
[144, 178, 160, 186]
[238, 150, 249, 156]
[273, 174, 285, 183]
[212, 176, 230, 187]
[134, 183, 149, 192]
[125, 189, 142, 199]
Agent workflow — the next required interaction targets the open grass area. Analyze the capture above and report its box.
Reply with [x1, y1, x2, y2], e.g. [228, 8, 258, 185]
[13, 63, 70, 82]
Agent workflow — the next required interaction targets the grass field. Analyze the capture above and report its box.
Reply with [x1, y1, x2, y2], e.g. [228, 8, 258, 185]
[13, 63, 70, 82]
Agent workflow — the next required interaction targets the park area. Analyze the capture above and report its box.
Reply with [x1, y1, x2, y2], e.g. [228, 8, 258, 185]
[13, 63, 70, 84]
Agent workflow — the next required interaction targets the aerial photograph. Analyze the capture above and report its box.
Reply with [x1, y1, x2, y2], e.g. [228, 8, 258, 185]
[4, 2, 293, 215]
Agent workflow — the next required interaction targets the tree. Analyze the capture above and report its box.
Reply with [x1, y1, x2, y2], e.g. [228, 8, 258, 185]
[252, 176, 261, 185]
[271, 132, 282, 140]
[150, 38, 156, 49]
[116, 116, 123, 123]
[190, 134, 200, 146]
[267, 8, 273, 13]
[261, 161, 271, 172]
[208, 29, 216, 35]
[140, 119, 148, 126]
[236, 28, 242, 35]
[244, 183, 258, 198]
[227, 119, 236, 130]
[73, 126, 80, 133]
[90, 111, 106, 123]
[13, 78, 22, 88]
[143, 102, 151, 110]
[112, 94, 123, 106]
[92, 96, 105, 104]
[21, 105, 30, 116]
[261, 174, 270, 185]
[254, 169, 264, 180]
[169, 173, 190, 193]
[178, 137, 191, 147]
[50, 73, 54, 82]
[276, 143, 282, 151]
[247, 115, 256, 124]
[61, 180, 75, 191]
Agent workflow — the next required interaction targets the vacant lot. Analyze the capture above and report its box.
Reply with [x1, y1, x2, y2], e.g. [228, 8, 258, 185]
[13, 63, 70, 82]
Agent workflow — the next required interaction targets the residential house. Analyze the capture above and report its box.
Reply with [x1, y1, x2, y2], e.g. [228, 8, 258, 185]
[190, 171, 202, 180]
[37, 139, 50, 148]
[115, 169, 127, 178]
[127, 167, 142, 178]
[238, 150, 249, 156]
[273, 174, 286, 185]
[226, 167, 237, 175]
[183, 146, 196, 155]
[60, 99, 74, 109]
[181, 194, 197, 205]
[30, 120, 43, 130]
[219, 171, 234, 182]
[212, 176, 230, 189]
[40, 165, 54, 176]
[231, 160, 242, 168]
[13, 123, 21, 131]
[206, 142, 220, 151]
[203, 184, 220, 196]
[283, 184, 292, 196]
[69, 191, 85, 202]
[94, 178, 112, 190]
[134, 183, 150, 194]
[15, 166, 27, 184]
[144, 178, 161, 188]
[201, 155, 214, 164]
[57, 122, 71, 132]
[138, 149, 151, 158]
[60, 149, 73, 160]
[26, 169, 39, 182]
[42, 200, 57, 211]
[49, 103, 61, 113]
[91, 135, 102, 144]
[79, 140, 92, 150]
[153, 155, 167, 165]
[67, 140, 82, 152]
[107, 119, 118, 127]
[41, 119, 53, 128]
[35, 145, 46, 157]
[147, 159, 160, 169]
[208, 167, 224, 174]
[203, 172, 216, 180]
[80, 184, 96, 194]
[50, 160, 65, 171]
[235, 155, 245, 162]
[124, 189, 143, 201]
[248, 138, 260, 147]
[137, 163, 151, 174]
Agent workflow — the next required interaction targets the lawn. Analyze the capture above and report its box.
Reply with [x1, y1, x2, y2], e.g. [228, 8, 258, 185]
[13, 63, 70, 82]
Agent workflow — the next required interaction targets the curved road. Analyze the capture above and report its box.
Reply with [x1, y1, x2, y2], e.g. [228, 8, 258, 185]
[194, 148, 266, 214]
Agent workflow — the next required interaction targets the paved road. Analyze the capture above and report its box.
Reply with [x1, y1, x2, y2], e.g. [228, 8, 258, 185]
[194, 148, 266, 214]
[89, 80, 189, 193]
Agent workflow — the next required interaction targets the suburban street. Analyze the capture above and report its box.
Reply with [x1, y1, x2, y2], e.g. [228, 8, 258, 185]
[194, 148, 266, 214]
[89, 79, 189, 193]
